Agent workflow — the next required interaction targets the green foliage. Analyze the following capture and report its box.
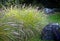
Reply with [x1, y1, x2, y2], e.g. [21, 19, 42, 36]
[47, 12, 60, 23]
[0, 6, 47, 41]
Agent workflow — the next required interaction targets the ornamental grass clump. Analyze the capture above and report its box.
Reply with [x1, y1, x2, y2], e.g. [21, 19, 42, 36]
[0, 6, 47, 41]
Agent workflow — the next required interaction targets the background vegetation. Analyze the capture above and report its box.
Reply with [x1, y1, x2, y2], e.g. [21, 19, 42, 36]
[0, 0, 42, 8]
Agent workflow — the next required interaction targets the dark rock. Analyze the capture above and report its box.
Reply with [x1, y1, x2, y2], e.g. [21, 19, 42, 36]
[41, 23, 60, 41]
[43, 8, 55, 14]
[43, 8, 60, 14]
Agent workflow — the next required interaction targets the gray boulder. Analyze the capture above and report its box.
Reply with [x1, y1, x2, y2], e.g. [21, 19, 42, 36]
[41, 23, 60, 41]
